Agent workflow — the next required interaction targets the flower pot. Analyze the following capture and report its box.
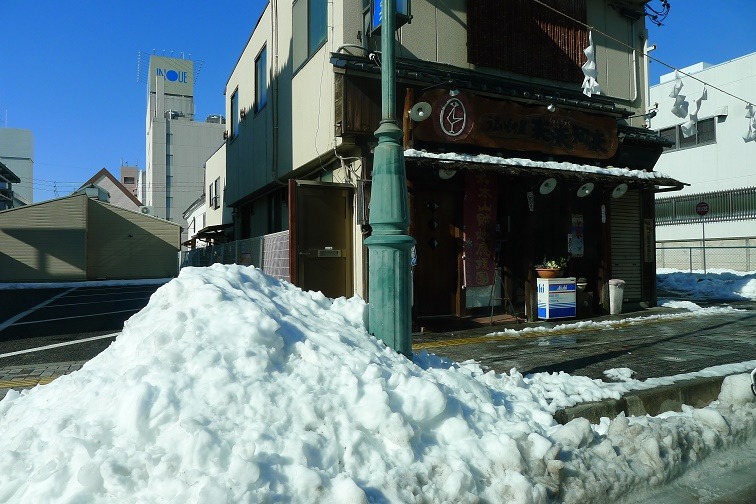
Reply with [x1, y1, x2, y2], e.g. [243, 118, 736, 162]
[536, 268, 562, 278]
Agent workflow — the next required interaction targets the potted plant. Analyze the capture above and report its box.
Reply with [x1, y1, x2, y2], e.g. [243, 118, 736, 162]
[535, 257, 567, 278]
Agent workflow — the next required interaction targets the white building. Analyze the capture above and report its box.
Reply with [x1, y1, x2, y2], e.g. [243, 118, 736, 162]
[0, 127, 34, 205]
[650, 53, 756, 269]
[143, 55, 225, 239]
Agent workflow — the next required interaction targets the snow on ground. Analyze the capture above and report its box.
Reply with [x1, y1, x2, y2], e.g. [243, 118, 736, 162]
[657, 269, 756, 301]
[0, 265, 755, 503]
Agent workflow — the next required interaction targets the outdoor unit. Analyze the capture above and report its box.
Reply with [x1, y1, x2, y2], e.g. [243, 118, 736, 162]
[140, 206, 154, 216]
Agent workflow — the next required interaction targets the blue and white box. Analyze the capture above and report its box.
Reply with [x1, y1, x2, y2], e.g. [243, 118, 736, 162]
[537, 277, 577, 319]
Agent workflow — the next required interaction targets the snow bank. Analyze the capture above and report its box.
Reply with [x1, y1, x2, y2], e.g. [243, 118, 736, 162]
[1, 265, 755, 503]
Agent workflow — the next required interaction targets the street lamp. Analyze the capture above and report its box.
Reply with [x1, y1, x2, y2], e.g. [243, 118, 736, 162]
[365, 0, 415, 356]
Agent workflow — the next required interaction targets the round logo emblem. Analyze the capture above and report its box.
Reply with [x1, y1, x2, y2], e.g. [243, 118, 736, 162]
[165, 70, 179, 82]
[439, 98, 467, 137]
[433, 95, 473, 142]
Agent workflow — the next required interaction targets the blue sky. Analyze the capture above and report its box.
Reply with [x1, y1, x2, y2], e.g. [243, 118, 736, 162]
[1, 0, 754, 203]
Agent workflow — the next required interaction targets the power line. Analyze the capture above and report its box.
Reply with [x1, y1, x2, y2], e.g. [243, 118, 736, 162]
[528, 0, 754, 106]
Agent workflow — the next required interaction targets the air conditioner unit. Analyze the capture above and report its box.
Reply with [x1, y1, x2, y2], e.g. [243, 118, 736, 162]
[140, 206, 154, 216]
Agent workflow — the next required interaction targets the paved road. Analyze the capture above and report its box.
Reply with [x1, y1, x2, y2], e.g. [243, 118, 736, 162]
[0, 283, 165, 367]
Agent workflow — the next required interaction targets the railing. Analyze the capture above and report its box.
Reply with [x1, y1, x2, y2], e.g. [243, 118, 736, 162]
[656, 246, 756, 273]
[179, 231, 290, 282]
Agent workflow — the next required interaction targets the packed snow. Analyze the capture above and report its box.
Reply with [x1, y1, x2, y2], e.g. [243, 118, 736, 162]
[0, 265, 755, 503]
[658, 269, 756, 301]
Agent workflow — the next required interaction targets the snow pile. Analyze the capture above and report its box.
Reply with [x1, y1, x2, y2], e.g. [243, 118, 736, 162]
[1, 265, 755, 503]
[657, 270, 756, 301]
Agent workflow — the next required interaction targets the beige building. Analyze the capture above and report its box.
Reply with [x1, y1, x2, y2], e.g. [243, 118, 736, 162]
[0, 192, 181, 282]
[79, 168, 143, 212]
[213, 0, 681, 320]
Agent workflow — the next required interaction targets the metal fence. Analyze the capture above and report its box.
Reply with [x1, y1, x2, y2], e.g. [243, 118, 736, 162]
[179, 231, 290, 282]
[656, 246, 756, 273]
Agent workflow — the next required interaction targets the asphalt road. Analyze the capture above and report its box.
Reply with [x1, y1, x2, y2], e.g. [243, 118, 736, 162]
[0, 283, 164, 366]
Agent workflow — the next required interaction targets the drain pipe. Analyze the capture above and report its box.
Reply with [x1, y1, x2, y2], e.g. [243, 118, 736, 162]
[751, 367, 756, 397]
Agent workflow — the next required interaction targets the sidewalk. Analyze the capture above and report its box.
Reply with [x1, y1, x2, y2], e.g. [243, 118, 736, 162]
[0, 362, 86, 401]
[413, 302, 756, 421]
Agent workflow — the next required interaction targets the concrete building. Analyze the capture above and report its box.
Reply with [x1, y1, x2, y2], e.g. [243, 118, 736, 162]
[213, 0, 681, 321]
[0, 128, 34, 205]
[0, 161, 21, 211]
[651, 52, 756, 270]
[143, 55, 225, 238]
[0, 192, 181, 282]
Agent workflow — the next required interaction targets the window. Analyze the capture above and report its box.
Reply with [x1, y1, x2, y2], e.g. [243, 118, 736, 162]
[123, 176, 135, 184]
[467, 0, 588, 82]
[255, 46, 268, 113]
[230, 89, 239, 139]
[213, 177, 221, 209]
[658, 117, 717, 152]
[293, 0, 327, 70]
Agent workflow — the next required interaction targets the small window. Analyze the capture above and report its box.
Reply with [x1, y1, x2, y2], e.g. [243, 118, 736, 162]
[213, 177, 221, 209]
[255, 46, 268, 113]
[697, 117, 716, 144]
[293, 0, 328, 70]
[123, 176, 135, 184]
[230, 89, 239, 139]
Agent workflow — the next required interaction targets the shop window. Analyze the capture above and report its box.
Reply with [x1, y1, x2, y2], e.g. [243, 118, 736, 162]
[293, 0, 327, 70]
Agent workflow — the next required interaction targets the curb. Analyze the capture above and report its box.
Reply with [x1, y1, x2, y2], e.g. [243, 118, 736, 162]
[554, 375, 728, 424]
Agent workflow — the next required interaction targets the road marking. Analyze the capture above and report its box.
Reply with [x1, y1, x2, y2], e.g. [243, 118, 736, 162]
[0, 287, 79, 332]
[11, 309, 139, 326]
[0, 332, 119, 359]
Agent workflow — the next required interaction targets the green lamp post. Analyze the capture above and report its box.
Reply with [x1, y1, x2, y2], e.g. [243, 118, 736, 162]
[365, 0, 415, 356]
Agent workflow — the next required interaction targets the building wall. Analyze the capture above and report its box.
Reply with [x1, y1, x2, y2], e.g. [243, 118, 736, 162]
[651, 52, 756, 243]
[0, 128, 34, 203]
[86, 199, 180, 279]
[0, 195, 87, 282]
[120, 166, 140, 201]
[205, 144, 231, 228]
[146, 115, 224, 228]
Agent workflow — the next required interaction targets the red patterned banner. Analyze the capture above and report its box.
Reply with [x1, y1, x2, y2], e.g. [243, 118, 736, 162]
[463, 172, 498, 287]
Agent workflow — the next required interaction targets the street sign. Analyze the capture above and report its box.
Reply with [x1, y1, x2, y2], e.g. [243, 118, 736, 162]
[696, 201, 709, 216]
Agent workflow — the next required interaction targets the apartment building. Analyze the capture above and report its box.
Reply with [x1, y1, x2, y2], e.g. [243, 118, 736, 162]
[217, 0, 681, 319]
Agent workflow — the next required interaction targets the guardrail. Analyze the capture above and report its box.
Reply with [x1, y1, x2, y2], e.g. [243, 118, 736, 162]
[656, 246, 756, 273]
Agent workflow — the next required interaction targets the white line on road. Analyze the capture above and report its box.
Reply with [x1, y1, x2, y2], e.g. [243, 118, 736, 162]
[0, 287, 79, 332]
[11, 309, 139, 325]
[0, 332, 119, 359]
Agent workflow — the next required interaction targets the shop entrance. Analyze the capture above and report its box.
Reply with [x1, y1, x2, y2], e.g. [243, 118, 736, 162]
[410, 181, 463, 318]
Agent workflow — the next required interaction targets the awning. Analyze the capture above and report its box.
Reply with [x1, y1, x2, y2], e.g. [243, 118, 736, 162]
[404, 149, 687, 193]
[182, 223, 232, 247]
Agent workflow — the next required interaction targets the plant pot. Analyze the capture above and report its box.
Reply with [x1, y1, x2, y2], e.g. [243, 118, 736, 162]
[536, 268, 562, 278]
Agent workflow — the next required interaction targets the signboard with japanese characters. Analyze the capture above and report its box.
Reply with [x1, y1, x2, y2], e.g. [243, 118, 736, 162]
[413, 89, 618, 160]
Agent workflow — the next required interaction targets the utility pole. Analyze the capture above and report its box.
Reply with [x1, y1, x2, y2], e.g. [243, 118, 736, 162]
[364, 0, 415, 356]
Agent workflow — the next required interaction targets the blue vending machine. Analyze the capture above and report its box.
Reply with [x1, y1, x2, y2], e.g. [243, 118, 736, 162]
[537, 277, 577, 319]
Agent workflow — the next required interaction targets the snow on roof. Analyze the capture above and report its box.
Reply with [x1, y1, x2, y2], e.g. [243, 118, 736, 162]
[404, 149, 679, 185]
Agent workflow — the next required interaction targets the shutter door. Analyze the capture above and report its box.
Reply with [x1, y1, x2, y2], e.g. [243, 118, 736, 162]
[610, 190, 642, 300]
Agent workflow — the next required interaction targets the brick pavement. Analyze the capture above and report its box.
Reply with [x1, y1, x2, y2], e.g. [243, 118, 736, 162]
[0, 362, 86, 400]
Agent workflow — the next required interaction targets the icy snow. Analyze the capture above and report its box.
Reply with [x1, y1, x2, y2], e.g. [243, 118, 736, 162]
[0, 265, 754, 503]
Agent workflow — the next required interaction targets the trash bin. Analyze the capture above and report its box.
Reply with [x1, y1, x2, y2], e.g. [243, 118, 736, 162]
[608, 279, 625, 315]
